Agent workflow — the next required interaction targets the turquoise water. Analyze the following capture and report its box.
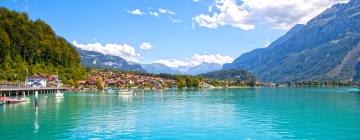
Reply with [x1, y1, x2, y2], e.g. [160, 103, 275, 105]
[1, 88, 360, 139]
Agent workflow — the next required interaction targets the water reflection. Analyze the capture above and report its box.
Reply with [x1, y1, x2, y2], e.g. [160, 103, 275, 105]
[118, 94, 135, 103]
[55, 96, 63, 106]
[1, 88, 360, 139]
[34, 106, 39, 134]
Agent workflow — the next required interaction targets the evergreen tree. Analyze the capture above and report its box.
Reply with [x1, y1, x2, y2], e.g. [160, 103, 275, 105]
[0, 7, 86, 83]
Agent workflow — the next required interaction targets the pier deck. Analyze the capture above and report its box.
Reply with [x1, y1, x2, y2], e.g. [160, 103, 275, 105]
[0, 87, 68, 97]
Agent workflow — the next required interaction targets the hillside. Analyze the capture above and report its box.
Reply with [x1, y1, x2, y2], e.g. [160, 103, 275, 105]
[199, 69, 256, 81]
[76, 48, 144, 72]
[0, 7, 85, 82]
[224, 0, 360, 82]
[355, 63, 360, 82]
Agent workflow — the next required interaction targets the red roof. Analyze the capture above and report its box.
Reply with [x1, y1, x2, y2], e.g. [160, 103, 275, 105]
[28, 74, 47, 80]
[28, 74, 59, 81]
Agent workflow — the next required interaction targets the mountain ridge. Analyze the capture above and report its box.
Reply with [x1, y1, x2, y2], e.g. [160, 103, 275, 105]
[76, 48, 145, 72]
[224, 0, 360, 82]
[199, 69, 256, 81]
[142, 63, 222, 75]
[141, 63, 182, 75]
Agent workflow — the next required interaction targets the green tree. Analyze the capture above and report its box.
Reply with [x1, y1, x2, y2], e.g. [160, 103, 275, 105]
[176, 76, 186, 89]
[185, 77, 193, 88]
[96, 79, 104, 90]
[0, 8, 86, 83]
[192, 78, 200, 88]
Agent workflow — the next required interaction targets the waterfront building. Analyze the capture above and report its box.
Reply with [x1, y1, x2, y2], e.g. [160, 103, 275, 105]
[25, 75, 48, 87]
[25, 74, 62, 87]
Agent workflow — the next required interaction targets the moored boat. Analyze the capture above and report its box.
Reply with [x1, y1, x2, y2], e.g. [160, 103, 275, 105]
[0, 96, 3, 104]
[105, 88, 115, 93]
[118, 89, 134, 95]
[6, 98, 27, 104]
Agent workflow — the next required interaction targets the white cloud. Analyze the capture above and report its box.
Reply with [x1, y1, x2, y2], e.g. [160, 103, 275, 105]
[193, 0, 254, 30]
[140, 42, 153, 50]
[190, 54, 234, 66]
[154, 59, 192, 68]
[154, 54, 234, 68]
[170, 17, 182, 23]
[193, 0, 349, 30]
[72, 41, 140, 62]
[149, 11, 159, 17]
[149, 8, 176, 17]
[131, 8, 181, 23]
[159, 8, 175, 15]
[128, 9, 143, 15]
[193, 0, 200, 2]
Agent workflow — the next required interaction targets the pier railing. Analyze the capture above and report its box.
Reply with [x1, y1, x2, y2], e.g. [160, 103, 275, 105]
[0, 83, 25, 89]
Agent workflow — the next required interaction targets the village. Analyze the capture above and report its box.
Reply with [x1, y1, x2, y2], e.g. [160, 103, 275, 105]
[19, 69, 272, 90]
[3, 70, 244, 91]
[12, 71, 176, 90]
[77, 70, 178, 90]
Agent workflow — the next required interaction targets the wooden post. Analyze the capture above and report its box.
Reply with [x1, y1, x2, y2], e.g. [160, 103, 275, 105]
[16, 91, 19, 100]
[23, 91, 25, 98]
[35, 91, 38, 107]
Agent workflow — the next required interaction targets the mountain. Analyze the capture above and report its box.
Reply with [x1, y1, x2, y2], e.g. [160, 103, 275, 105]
[199, 69, 256, 81]
[143, 63, 222, 75]
[0, 7, 85, 82]
[142, 63, 181, 74]
[224, 0, 360, 82]
[186, 63, 222, 75]
[355, 63, 360, 82]
[76, 48, 144, 72]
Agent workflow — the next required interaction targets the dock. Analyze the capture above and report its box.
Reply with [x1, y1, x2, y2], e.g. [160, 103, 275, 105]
[0, 87, 68, 97]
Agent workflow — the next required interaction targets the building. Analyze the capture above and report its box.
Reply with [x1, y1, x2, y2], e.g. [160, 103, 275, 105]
[45, 75, 62, 87]
[25, 74, 62, 88]
[25, 74, 48, 88]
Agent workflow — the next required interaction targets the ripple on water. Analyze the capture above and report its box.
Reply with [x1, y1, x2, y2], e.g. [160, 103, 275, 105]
[1, 88, 360, 139]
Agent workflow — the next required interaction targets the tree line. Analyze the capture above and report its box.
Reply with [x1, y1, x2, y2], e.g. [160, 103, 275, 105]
[0, 7, 86, 83]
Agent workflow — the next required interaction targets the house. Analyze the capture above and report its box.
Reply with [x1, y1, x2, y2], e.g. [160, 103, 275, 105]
[105, 79, 117, 86]
[25, 74, 48, 88]
[44, 74, 62, 87]
[117, 80, 127, 86]
[85, 79, 97, 86]
[25, 74, 62, 87]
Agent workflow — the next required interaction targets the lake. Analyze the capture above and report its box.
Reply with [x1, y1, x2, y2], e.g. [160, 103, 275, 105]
[1, 87, 360, 139]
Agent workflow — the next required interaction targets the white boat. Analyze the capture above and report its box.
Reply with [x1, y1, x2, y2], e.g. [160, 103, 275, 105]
[118, 89, 133, 95]
[55, 90, 64, 97]
[6, 97, 29, 104]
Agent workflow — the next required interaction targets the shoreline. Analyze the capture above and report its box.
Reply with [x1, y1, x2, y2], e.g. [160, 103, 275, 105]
[68, 85, 360, 92]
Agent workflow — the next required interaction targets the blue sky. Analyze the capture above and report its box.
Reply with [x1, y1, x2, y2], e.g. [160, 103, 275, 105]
[1, 0, 346, 67]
